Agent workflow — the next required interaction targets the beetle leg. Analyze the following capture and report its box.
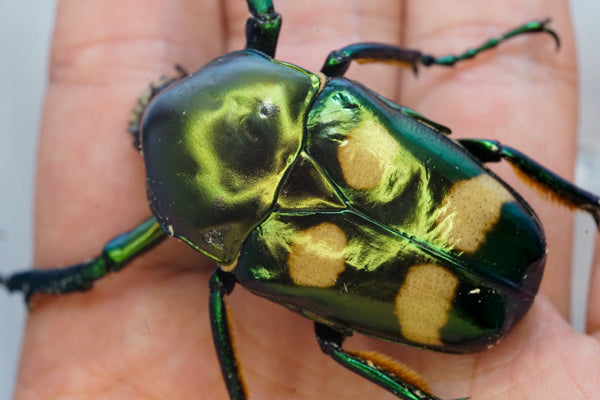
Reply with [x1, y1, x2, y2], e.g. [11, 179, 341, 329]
[245, 0, 281, 57]
[459, 138, 600, 227]
[0, 217, 166, 305]
[321, 19, 559, 77]
[314, 323, 457, 400]
[209, 268, 247, 400]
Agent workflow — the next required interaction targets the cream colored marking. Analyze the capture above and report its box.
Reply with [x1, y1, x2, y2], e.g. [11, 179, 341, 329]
[395, 264, 459, 345]
[219, 253, 240, 272]
[337, 120, 400, 190]
[437, 174, 514, 253]
[314, 72, 328, 93]
[288, 223, 347, 287]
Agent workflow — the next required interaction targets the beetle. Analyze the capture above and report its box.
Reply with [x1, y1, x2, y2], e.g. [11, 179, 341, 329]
[2, 1, 600, 399]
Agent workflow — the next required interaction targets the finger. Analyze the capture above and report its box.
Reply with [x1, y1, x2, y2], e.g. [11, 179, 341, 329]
[402, 0, 577, 317]
[219, 1, 416, 398]
[35, 0, 224, 266]
[18, 0, 225, 398]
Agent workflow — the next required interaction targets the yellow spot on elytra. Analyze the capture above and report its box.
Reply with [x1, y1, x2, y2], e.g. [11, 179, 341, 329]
[337, 120, 400, 190]
[437, 174, 514, 252]
[288, 223, 347, 287]
[395, 264, 459, 345]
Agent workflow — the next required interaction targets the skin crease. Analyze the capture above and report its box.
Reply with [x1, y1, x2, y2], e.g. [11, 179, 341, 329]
[12, 0, 600, 398]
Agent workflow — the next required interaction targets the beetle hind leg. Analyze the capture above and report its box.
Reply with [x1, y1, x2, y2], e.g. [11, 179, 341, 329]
[459, 138, 600, 227]
[314, 323, 457, 400]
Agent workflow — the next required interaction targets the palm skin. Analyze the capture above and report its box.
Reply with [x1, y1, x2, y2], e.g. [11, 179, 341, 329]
[14, 0, 600, 399]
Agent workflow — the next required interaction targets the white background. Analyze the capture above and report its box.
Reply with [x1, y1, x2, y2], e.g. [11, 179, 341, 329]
[0, 2, 598, 398]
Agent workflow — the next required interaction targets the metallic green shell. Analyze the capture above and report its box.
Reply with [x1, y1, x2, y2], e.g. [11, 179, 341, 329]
[233, 78, 546, 353]
[141, 50, 321, 263]
[140, 50, 545, 352]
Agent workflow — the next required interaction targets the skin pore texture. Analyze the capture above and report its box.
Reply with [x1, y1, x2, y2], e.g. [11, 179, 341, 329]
[15, 0, 600, 399]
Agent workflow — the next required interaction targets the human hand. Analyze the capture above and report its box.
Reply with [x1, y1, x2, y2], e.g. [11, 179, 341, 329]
[13, 0, 599, 399]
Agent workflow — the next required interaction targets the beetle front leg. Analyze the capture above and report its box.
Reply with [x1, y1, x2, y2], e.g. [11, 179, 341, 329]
[321, 19, 559, 77]
[1, 217, 167, 305]
[244, 0, 281, 57]
[209, 268, 247, 400]
[314, 323, 461, 400]
[458, 138, 600, 226]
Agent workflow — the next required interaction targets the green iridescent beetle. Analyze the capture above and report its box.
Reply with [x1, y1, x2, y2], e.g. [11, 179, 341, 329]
[3, 1, 600, 399]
